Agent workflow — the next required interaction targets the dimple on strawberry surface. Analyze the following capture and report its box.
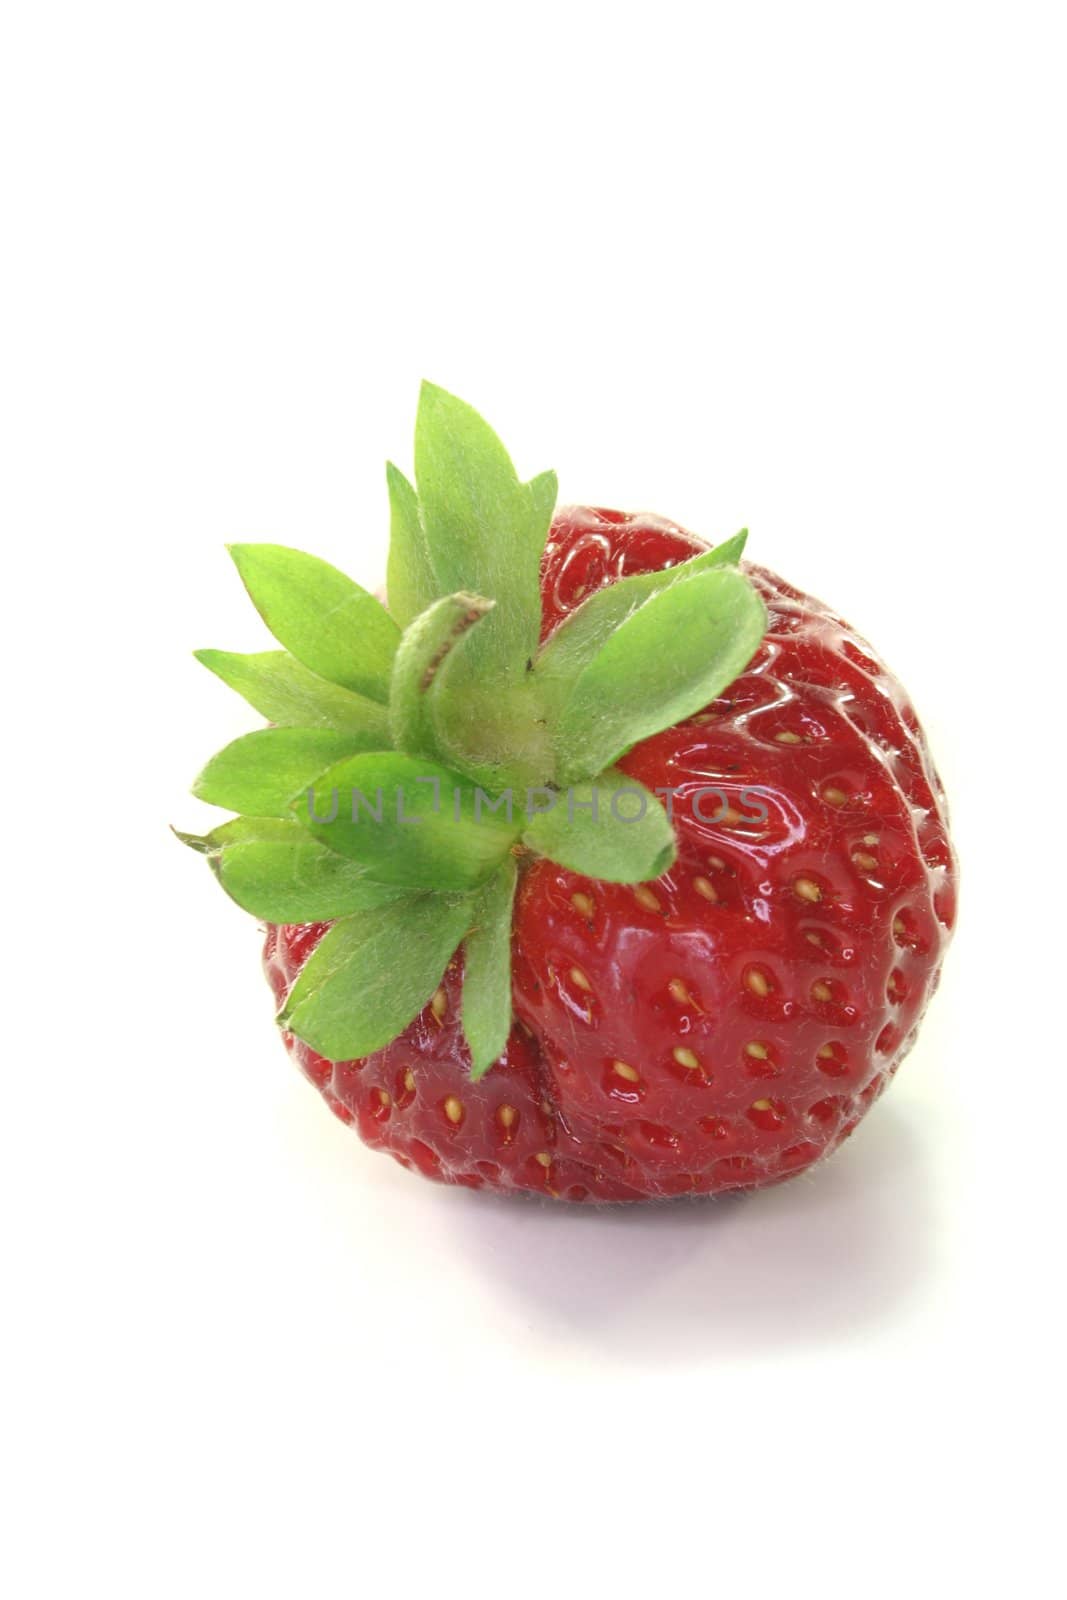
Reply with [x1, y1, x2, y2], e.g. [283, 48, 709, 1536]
[264, 505, 956, 1201]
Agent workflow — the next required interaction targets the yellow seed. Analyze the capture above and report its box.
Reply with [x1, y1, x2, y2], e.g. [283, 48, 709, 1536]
[718, 806, 741, 827]
[403, 1069, 416, 1094]
[535, 1151, 552, 1168]
[745, 1041, 770, 1060]
[852, 851, 878, 871]
[672, 1046, 700, 1071]
[775, 730, 803, 744]
[668, 978, 693, 1005]
[571, 892, 595, 919]
[431, 987, 448, 1021]
[376, 1089, 391, 1108]
[634, 885, 661, 913]
[752, 1098, 774, 1112]
[812, 981, 834, 1002]
[497, 1104, 517, 1129]
[805, 930, 824, 947]
[863, 833, 879, 846]
[794, 877, 822, 903]
[746, 969, 771, 997]
[612, 1059, 640, 1083]
[694, 876, 718, 902]
[822, 785, 848, 806]
[569, 966, 592, 991]
[443, 1095, 464, 1124]
[707, 855, 726, 871]
[893, 916, 906, 938]
[817, 1045, 835, 1060]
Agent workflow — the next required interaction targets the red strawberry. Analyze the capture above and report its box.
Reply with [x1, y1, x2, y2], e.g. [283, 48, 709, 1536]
[183, 389, 955, 1202]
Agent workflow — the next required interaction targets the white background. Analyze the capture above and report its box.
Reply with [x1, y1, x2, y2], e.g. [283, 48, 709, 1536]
[2, 4, 1064, 1596]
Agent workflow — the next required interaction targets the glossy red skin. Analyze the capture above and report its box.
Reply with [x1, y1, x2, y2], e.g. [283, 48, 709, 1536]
[265, 508, 957, 1201]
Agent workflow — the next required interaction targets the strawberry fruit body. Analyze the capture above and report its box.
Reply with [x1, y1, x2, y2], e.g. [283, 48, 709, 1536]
[185, 393, 955, 1202]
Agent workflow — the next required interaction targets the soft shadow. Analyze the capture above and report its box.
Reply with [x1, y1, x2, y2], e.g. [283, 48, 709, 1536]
[444, 1103, 936, 1364]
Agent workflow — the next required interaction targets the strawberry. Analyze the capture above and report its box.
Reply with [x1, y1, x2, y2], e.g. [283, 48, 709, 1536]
[181, 386, 956, 1202]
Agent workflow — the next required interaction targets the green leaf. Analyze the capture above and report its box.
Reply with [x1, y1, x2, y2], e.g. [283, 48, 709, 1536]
[176, 817, 409, 921]
[534, 529, 750, 717]
[173, 825, 221, 855]
[385, 462, 438, 628]
[292, 751, 521, 889]
[462, 857, 517, 1080]
[706, 528, 749, 565]
[177, 816, 297, 851]
[279, 895, 474, 1061]
[552, 566, 767, 782]
[219, 843, 406, 922]
[414, 382, 556, 683]
[194, 649, 391, 739]
[228, 544, 400, 703]
[389, 592, 495, 760]
[426, 672, 556, 794]
[522, 769, 676, 882]
[193, 728, 374, 817]
[526, 469, 561, 541]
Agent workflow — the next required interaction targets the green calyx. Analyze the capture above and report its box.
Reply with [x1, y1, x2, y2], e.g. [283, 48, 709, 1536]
[180, 383, 767, 1078]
